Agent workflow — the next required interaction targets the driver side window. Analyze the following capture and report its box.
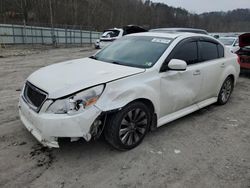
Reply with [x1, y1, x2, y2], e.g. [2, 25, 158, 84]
[172, 41, 198, 65]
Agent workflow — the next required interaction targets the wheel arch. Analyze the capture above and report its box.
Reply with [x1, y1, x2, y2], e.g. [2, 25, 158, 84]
[227, 74, 235, 84]
[96, 80, 161, 116]
[127, 98, 155, 113]
[104, 97, 156, 115]
[217, 65, 238, 95]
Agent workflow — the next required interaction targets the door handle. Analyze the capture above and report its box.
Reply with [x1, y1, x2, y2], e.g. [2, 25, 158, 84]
[221, 63, 225, 68]
[193, 70, 201, 76]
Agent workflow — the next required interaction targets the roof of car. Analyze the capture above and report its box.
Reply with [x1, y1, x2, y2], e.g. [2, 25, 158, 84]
[128, 31, 207, 39]
[149, 28, 208, 35]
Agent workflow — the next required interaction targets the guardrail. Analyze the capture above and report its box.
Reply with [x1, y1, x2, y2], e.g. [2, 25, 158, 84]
[0, 24, 101, 46]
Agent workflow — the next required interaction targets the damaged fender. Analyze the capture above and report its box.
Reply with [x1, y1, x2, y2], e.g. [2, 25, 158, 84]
[95, 70, 160, 115]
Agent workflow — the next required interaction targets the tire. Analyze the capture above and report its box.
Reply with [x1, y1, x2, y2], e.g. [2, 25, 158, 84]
[94, 45, 100, 49]
[104, 101, 152, 150]
[217, 76, 234, 105]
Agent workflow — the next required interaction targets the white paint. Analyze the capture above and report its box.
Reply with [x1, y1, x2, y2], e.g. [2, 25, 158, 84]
[168, 59, 187, 70]
[96, 28, 123, 49]
[218, 37, 239, 53]
[152, 38, 171, 44]
[28, 58, 145, 99]
[174, 149, 181, 154]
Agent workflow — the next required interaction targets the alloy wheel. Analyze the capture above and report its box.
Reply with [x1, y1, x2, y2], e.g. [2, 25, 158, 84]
[119, 108, 148, 146]
[221, 78, 233, 103]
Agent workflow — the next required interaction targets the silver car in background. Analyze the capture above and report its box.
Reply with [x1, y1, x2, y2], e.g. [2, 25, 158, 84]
[218, 36, 239, 53]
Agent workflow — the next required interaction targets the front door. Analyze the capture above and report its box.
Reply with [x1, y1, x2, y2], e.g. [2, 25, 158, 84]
[159, 38, 203, 118]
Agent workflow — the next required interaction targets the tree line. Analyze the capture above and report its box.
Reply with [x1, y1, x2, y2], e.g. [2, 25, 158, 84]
[0, 0, 250, 32]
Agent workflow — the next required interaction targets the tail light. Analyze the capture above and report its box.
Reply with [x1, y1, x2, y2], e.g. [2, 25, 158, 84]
[237, 56, 241, 64]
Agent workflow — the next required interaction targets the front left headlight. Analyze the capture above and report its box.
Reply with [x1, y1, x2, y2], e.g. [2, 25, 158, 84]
[46, 85, 104, 114]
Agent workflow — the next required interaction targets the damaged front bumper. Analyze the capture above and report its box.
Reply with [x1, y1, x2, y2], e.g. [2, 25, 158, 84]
[19, 97, 102, 148]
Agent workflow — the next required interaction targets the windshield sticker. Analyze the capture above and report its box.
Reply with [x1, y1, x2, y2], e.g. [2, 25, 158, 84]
[151, 38, 171, 44]
[145, 62, 153, 67]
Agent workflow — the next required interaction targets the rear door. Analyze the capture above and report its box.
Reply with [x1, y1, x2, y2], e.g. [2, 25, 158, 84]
[197, 39, 225, 100]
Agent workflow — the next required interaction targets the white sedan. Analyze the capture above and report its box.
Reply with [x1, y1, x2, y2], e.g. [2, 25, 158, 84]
[218, 36, 239, 53]
[95, 28, 123, 49]
[19, 32, 240, 150]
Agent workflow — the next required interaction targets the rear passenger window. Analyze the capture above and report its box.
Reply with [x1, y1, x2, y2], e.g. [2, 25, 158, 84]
[217, 44, 224, 58]
[172, 41, 198, 65]
[199, 41, 219, 61]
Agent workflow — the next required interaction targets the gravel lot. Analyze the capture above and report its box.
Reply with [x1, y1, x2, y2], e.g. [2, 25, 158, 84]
[0, 47, 249, 188]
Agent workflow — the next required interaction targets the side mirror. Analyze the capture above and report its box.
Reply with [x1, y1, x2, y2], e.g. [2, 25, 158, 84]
[168, 59, 187, 71]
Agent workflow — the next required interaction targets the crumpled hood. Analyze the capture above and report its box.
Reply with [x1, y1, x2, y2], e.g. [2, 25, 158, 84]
[27, 58, 145, 99]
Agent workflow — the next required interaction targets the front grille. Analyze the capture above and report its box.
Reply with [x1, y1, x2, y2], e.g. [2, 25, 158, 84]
[23, 82, 47, 111]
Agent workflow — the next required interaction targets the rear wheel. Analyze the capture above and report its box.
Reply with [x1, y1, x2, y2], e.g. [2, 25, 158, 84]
[104, 102, 151, 150]
[217, 76, 234, 105]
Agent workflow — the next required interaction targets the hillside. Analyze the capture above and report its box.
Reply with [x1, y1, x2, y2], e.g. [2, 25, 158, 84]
[0, 0, 250, 32]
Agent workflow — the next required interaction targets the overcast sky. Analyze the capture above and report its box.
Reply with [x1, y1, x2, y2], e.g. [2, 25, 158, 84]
[152, 0, 250, 14]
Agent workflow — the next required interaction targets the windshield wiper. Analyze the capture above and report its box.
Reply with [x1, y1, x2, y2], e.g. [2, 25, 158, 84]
[110, 61, 123, 65]
[89, 55, 97, 60]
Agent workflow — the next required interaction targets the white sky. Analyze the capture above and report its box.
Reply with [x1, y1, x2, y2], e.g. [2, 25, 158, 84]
[151, 0, 250, 14]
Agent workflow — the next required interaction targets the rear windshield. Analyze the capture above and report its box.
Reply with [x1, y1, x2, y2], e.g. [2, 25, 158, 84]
[93, 36, 172, 68]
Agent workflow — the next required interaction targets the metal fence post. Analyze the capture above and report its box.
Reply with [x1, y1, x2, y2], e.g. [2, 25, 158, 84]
[21, 25, 24, 44]
[23, 23, 27, 44]
[70, 30, 72, 44]
[80, 30, 82, 46]
[57, 29, 59, 45]
[41, 28, 43, 44]
[90, 30, 92, 46]
[73, 30, 75, 45]
[31, 26, 34, 45]
[65, 28, 67, 47]
[12, 24, 15, 43]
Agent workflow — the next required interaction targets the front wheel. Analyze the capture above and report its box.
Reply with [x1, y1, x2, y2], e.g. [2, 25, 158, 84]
[104, 102, 151, 150]
[217, 76, 234, 105]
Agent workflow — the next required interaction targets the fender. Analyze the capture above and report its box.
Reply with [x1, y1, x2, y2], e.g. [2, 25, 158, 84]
[217, 59, 240, 94]
[95, 70, 161, 115]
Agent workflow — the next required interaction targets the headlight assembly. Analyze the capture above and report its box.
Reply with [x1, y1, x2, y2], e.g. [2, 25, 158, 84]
[46, 85, 104, 114]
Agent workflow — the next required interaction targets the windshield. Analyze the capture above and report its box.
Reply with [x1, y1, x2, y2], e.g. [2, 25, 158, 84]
[93, 36, 172, 68]
[219, 38, 236, 46]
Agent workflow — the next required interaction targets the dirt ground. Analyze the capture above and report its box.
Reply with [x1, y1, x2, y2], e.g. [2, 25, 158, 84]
[0, 47, 249, 188]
